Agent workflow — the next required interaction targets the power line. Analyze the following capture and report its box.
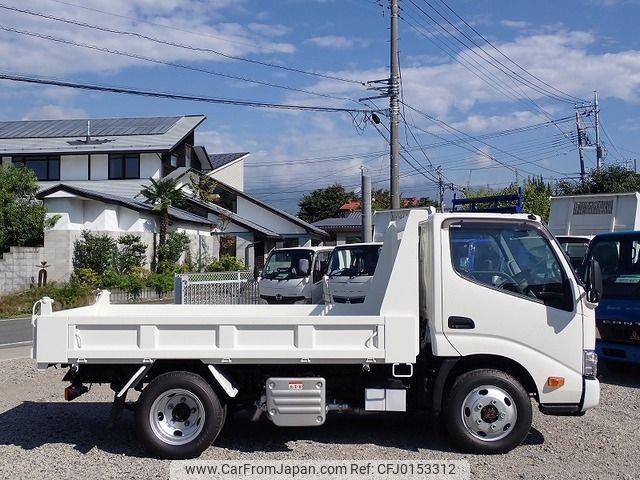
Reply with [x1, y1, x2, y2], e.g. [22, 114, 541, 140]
[434, 0, 587, 104]
[0, 72, 374, 113]
[0, 24, 358, 104]
[0, 3, 365, 87]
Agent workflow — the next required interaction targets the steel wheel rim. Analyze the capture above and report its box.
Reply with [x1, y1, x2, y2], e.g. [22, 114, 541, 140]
[460, 384, 518, 442]
[149, 388, 206, 446]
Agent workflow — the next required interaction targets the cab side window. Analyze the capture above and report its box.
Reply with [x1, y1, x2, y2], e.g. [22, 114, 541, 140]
[314, 251, 330, 283]
[449, 222, 572, 311]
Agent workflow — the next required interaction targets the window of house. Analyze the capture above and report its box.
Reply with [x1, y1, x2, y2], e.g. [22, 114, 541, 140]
[283, 238, 299, 248]
[170, 154, 178, 168]
[109, 154, 140, 179]
[13, 156, 60, 181]
[220, 235, 237, 257]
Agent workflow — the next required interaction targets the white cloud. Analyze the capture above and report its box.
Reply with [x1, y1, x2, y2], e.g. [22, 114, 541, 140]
[305, 35, 369, 49]
[500, 20, 529, 29]
[22, 104, 88, 120]
[0, 0, 296, 78]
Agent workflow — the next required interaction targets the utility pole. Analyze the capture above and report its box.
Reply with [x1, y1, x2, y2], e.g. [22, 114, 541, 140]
[575, 111, 585, 183]
[437, 166, 445, 213]
[361, 167, 373, 243]
[389, 0, 401, 209]
[594, 90, 603, 170]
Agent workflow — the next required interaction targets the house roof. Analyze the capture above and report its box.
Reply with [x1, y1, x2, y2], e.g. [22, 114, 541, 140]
[313, 212, 362, 231]
[0, 115, 206, 155]
[36, 183, 214, 227]
[207, 152, 249, 171]
[185, 197, 280, 238]
[166, 167, 329, 238]
[339, 199, 361, 211]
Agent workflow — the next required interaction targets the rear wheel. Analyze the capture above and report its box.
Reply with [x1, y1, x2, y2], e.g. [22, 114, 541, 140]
[135, 371, 225, 459]
[443, 369, 532, 454]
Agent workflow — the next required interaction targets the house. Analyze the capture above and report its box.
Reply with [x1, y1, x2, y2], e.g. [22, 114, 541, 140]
[0, 115, 327, 293]
[313, 212, 363, 245]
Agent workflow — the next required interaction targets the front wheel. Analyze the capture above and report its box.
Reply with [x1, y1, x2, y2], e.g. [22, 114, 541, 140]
[443, 369, 532, 454]
[135, 371, 225, 459]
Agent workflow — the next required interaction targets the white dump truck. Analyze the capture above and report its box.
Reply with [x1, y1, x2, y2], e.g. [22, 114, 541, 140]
[549, 192, 640, 237]
[258, 246, 333, 304]
[323, 242, 382, 304]
[31, 210, 601, 459]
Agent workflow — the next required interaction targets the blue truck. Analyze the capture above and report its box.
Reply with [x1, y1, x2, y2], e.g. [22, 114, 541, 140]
[585, 231, 640, 367]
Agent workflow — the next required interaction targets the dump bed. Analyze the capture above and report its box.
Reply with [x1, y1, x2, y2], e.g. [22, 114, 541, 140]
[33, 211, 429, 369]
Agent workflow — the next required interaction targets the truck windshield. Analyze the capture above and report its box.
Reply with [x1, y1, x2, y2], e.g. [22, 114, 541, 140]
[587, 237, 640, 300]
[262, 250, 313, 280]
[327, 245, 381, 278]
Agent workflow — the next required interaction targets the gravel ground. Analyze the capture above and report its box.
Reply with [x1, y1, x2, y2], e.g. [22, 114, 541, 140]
[0, 358, 638, 480]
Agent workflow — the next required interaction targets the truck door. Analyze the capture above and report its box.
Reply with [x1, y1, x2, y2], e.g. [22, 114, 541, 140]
[311, 251, 330, 303]
[440, 219, 585, 403]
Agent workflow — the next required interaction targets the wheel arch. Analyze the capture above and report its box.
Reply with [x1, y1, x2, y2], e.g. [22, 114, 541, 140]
[432, 354, 539, 415]
[143, 360, 236, 402]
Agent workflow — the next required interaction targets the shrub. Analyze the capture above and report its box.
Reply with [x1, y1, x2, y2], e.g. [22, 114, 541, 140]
[157, 231, 190, 273]
[70, 267, 98, 289]
[116, 234, 147, 274]
[0, 282, 93, 318]
[206, 255, 246, 272]
[73, 230, 117, 272]
[146, 272, 175, 295]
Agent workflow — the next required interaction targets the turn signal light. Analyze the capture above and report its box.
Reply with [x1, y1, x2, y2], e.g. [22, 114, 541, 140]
[546, 377, 565, 388]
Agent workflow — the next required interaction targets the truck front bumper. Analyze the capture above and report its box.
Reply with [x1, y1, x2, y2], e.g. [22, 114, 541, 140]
[539, 377, 600, 416]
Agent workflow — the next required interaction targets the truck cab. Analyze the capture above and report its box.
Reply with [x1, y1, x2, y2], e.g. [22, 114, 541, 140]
[323, 242, 382, 304]
[584, 231, 640, 366]
[258, 247, 332, 304]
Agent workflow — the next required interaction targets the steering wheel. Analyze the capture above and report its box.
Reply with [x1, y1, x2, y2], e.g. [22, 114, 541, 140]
[470, 270, 529, 295]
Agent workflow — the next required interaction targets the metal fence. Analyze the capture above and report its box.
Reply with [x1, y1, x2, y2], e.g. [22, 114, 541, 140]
[109, 287, 174, 304]
[174, 271, 259, 305]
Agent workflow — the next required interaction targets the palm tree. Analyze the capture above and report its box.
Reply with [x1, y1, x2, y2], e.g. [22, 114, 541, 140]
[140, 178, 185, 252]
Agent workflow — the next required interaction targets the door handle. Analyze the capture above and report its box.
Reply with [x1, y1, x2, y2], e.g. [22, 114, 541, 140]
[448, 316, 475, 329]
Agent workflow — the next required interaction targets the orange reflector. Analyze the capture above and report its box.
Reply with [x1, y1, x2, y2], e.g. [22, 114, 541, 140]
[546, 377, 565, 388]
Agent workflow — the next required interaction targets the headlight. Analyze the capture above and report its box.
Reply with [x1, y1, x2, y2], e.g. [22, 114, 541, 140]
[293, 298, 311, 305]
[583, 350, 598, 378]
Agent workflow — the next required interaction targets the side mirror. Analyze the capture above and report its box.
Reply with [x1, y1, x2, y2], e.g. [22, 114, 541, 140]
[253, 265, 260, 280]
[585, 258, 603, 303]
[298, 258, 310, 276]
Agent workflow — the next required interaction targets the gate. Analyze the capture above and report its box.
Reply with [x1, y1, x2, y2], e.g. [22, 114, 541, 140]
[174, 271, 259, 305]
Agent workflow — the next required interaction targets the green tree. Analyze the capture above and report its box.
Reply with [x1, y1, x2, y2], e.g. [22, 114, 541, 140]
[140, 178, 185, 263]
[416, 197, 440, 208]
[116, 234, 147, 274]
[464, 177, 552, 221]
[189, 175, 220, 203]
[556, 165, 640, 195]
[372, 188, 391, 210]
[297, 183, 355, 223]
[72, 230, 117, 272]
[0, 165, 53, 253]
[157, 231, 190, 273]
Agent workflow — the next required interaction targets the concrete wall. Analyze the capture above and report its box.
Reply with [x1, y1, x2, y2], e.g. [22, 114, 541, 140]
[60, 154, 88, 180]
[211, 161, 244, 191]
[2, 156, 11, 167]
[140, 152, 161, 180]
[90, 154, 108, 180]
[0, 247, 45, 295]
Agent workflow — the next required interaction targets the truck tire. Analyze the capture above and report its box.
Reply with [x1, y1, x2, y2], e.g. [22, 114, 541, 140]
[443, 369, 532, 454]
[135, 371, 225, 459]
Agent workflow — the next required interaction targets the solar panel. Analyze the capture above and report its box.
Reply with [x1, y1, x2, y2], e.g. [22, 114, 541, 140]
[0, 116, 181, 139]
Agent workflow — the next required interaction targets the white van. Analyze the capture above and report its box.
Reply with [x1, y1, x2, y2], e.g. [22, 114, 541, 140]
[323, 242, 383, 304]
[258, 247, 333, 304]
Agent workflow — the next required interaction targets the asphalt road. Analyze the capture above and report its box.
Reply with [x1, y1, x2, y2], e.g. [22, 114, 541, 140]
[0, 317, 32, 346]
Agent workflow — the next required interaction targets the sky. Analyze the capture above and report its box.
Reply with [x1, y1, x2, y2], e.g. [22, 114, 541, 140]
[1, 0, 640, 213]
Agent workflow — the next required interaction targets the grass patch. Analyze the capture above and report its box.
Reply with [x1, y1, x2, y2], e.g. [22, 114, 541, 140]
[0, 282, 93, 319]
